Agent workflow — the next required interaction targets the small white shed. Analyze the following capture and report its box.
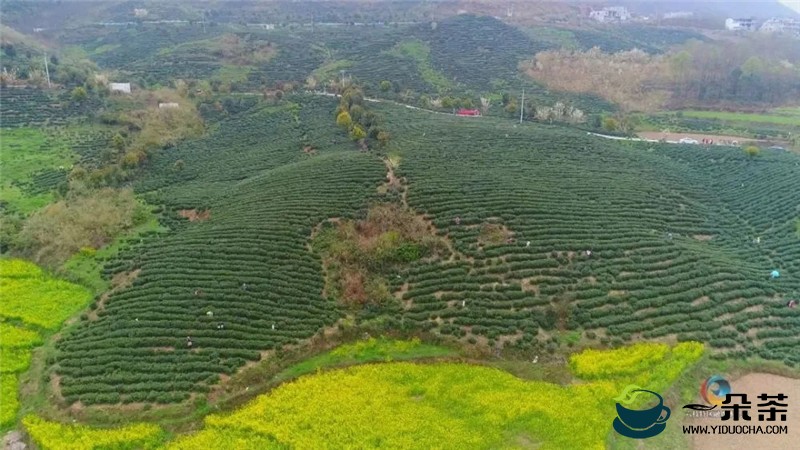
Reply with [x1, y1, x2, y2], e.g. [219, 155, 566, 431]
[110, 83, 131, 94]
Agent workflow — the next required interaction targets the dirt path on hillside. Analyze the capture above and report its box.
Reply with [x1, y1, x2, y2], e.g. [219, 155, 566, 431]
[687, 373, 800, 450]
[637, 132, 763, 145]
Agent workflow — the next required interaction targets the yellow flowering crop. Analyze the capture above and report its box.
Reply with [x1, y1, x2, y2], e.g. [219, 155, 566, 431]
[173, 341, 702, 449]
[0, 260, 93, 431]
[0, 259, 43, 278]
[0, 259, 92, 329]
[166, 427, 285, 450]
[22, 415, 164, 450]
[0, 374, 19, 429]
[0, 347, 31, 373]
[0, 323, 42, 348]
[569, 342, 670, 379]
[20, 341, 704, 449]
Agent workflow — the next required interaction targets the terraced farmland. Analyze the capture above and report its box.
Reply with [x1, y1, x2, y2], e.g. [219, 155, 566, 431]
[53, 97, 386, 404]
[43, 14, 617, 120]
[50, 97, 800, 407]
[375, 103, 800, 365]
[0, 87, 98, 129]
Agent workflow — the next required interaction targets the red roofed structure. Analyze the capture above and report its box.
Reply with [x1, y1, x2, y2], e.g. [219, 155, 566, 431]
[456, 108, 481, 117]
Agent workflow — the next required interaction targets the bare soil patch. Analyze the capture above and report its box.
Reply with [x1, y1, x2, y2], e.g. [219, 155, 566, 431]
[111, 268, 141, 290]
[151, 346, 175, 353]
[521, 278, 540, 295]
[312, 203, 451, 306]
[693, 234, 714, 241]
[49, 373, 65, 403]
[178, 209, 211, 222]
[688, 373, 800, 450]
[638, 131, 762, 145]
[87, 269, 141, 321]
[476, 223, 514, 246]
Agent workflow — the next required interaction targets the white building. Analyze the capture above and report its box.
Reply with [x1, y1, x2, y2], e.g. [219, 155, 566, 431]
[590, 7, 632, 23]
[158, 102, 180, 109]
[110, 82, 131, 94]
[760, 18, 800, 34]
[725, 18, 756, 31]
[247, 23, 275, 30]
[664, 12, 693, 20]
[133, 8, 148, 18]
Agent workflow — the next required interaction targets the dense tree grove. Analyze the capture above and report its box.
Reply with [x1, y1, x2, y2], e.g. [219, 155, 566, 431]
[669, 37, 800, 105]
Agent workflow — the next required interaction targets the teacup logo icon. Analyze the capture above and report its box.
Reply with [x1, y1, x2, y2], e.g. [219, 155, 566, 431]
[613, 387, 671, 439]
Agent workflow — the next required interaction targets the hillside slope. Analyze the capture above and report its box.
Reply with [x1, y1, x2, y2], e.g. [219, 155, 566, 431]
[51, 95, 800, 407]
[381, 104, 799, 362]
[53, 97, 386, 404]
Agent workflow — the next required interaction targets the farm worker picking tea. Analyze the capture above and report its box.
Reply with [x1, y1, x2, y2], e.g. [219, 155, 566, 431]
[771, 270, 780, 279]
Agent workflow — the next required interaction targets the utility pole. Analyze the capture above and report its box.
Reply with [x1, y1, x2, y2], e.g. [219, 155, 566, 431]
[43, 53, 51, 88]
[519, 88, 525, 124]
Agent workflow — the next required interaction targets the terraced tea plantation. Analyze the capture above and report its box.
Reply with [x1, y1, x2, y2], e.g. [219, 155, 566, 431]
[53, 15, 609, 115]
[377, 104, 799, 366]
[50, 96, 800, 407]
[0, 87, 98, 129]
[54, 97, 386, 404]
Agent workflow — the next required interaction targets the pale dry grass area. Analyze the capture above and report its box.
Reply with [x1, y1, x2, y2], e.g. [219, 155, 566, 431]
[523, 48, 670, 112]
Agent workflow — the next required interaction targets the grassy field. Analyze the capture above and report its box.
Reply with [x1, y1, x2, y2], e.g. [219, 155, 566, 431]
[680, 109, 800, 126]
[60, 214, 166, 294]
[275, 337, 455, 381]
[386, 39, 453, 93]
[0, 128, 73, 214]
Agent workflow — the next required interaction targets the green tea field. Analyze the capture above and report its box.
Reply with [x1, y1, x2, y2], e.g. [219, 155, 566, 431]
[1, 2, 799, 448]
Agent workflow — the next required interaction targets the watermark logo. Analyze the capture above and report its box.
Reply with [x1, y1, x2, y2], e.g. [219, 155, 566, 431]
[685, 375, 732, 411]
[613, 385, 671, 439]
[681, 375, 790, 436]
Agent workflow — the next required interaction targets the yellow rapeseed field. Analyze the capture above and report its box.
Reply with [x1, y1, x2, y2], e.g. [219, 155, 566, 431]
[0, 259, 92, 329]
[168, 342, 703, 449]
[22, 415, 164, 450]
[0, 375, 20, 428]
[23, 341, 704, 449]
[0, 259, 93, 430]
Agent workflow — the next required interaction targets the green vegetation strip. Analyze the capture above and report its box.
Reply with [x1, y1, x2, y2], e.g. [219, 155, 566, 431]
[0, 128, 73, 214]
[275, 337, 454, 381]
[679, 109, 800, 126]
